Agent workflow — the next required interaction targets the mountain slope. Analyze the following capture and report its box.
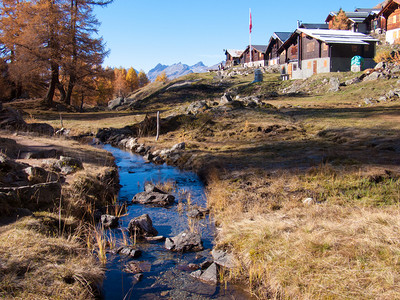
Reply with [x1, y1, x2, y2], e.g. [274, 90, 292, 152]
[147, 62, 211, 81]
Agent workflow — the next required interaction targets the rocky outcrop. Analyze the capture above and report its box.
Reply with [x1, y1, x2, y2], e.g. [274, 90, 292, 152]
[128, 214, 158, 238]
[52, 156, 83, 175]
[165, 231, 204, 252]
[0, 107, 54, 135]
[0, 181, 61, 210]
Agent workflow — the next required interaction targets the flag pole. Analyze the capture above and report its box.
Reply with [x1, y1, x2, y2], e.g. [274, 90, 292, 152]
[249, 8, 252, 65]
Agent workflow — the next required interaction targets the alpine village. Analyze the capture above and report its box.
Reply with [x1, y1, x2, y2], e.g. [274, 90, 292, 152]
[1, 0, 400, 299]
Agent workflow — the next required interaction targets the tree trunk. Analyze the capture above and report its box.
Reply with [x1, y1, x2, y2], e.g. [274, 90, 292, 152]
[43, 62, 59, 106]
[57, 82, 66, 103]
[65, 74, 75, 105]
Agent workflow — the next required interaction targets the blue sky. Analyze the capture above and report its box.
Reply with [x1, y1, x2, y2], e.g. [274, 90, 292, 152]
[94, 0, 382, 72]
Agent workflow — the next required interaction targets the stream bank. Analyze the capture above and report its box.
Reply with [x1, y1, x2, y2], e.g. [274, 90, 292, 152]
[100, 145, 250, 299]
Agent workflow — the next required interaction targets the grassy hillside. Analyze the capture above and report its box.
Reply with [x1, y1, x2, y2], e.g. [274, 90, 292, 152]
[5, 67, 400, 298]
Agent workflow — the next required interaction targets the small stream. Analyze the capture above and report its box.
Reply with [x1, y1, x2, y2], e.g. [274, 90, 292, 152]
[100, 145, 250, 299]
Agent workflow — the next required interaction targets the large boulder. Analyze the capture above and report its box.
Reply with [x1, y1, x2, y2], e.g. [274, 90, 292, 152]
[132, 187, 175, 207]
[26, 123, 54, 136]
[108, 97, 124, 110]
[165, 231, 203, 252]
[329, 77, 340, 92]
[128, 214, 158, 238]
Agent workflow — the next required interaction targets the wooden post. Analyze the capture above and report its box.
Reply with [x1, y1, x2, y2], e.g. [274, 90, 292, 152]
[155, 111, 160, 141]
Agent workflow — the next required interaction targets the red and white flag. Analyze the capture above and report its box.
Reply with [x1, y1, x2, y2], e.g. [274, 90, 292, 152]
[249, 9, 252, 34]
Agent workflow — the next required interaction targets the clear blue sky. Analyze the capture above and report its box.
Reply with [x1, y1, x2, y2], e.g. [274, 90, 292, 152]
[94, 0, 382, 72]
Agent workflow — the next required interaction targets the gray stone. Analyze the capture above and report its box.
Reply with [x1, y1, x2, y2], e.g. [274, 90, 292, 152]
[144, 183, 165, 194]
[135, 145, 146, 154]
[364, 72, 381, 81]
[165, 231, 203, 252]
[386, 90, 396, 99]
[108, 97, 124, 110]
[211, 249, 236, 269]
[100, 214, 119, 228]
[220, 93, 232, 105]
[364, 98, 375, 105]
[144, 235, 165, 242]
[117, 246, 142, 258]
[375, 61, 385, 69]
[132, 191, 175, 207]
[186, 101, 209, 115]
[253, 69, 263, 83]
[128, 214, 158, 238]
[344, 77, 361, 86]
[53, 156, 83, 174]
[303, 197, 315, 205]
[171, 142, 185, 151]
[190, 270, 202, 279]
[188, 263, 200, 270]
[199, 263, 218, 285]
[187, 207, 209, 219]
[329, 77, 340, 92]
[378, 96, 388, 102]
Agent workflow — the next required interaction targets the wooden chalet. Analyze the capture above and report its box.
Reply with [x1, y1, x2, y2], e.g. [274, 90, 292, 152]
[377, 0, 400, 43]
[265, 32, 292, 66]
[325, 10, 379, 33]
[240, 45, 268, 67]
[277, 28, 378, 79]
[224, 49, 244, 67]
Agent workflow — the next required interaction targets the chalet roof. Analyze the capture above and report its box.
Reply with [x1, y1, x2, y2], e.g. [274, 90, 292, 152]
[325, 11, 372, 23]
[377, 0, 400, 18]
[354, 8, 381, 14]
[225, 49, 244, 58]
[298, 29, 379, 45]
[273, 32, 292, 42]
[299, 23, 329, 29]
[279, 29, 379, 53]
[251, 45, 268, 53]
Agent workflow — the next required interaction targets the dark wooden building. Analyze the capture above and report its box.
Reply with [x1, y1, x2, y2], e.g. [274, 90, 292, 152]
[240, 45, 268, 67]
[325, 10, 380, 33]
[265, 32, 292, 66]
[278, 29, 378, 79]
[377, 0, 400, 43]
[224, 49, 244, 67]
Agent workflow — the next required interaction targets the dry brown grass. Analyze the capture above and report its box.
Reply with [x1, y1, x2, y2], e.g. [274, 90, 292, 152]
[207, 166, 400, 299]
[0, 214, 104, 299]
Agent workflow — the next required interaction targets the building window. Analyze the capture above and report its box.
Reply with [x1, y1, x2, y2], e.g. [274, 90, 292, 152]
[324, 60, 328, 68]
[307, 61, 312, 69]
[323, 43, 329, 51]
[293, 63, 297, 71]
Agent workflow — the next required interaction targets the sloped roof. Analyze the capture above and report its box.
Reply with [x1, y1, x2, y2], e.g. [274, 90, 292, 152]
[354, 8, 381, 14]
[325, 11, 371, 23]
[297, 28, 379, 45]
[252, 45, 268, 53]
[225, 49, 244, 58]
[377, 0, 400, 18]
[273, 32, 292, 42]
[299, 23, 329, 29]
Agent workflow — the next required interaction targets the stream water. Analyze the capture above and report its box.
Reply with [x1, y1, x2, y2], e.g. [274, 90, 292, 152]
[100, 145, 250, 300]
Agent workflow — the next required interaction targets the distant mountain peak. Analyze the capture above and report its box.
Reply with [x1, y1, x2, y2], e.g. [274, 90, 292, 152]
[147, 61, 212, 82]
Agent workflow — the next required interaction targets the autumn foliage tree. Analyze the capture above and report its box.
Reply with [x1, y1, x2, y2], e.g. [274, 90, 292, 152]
[138, 70, 149, 88]
[0, 0, 112, 107]
[155, 71, 168, 83]
[331, 8, 351, 30]
[126, 67, 139, 92]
